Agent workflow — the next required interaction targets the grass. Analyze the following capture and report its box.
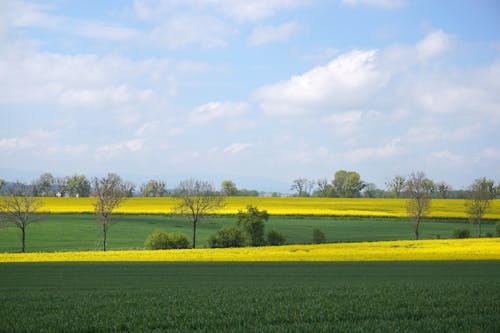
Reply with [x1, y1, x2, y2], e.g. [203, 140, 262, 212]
[0, 261, 498, 332]
[0, 214, 497, 252]
[10, 197, 500, 218]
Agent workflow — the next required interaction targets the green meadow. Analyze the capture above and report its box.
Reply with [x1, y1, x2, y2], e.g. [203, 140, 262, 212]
[0, 214, 496, 252]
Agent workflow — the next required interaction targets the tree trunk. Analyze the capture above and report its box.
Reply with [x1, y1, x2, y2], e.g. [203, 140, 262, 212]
[103, 218, 107, 252]
[415, 219, 420, 240]
[192, 218, 197, 249]
[21, 227, 26, 253]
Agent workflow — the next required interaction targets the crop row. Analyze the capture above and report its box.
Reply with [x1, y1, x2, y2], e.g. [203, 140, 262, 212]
[1, 238, 499, 262]
[17, 197, 500, 218]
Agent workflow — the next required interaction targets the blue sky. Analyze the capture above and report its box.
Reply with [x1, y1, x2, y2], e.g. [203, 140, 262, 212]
[1, 0, 499, 192]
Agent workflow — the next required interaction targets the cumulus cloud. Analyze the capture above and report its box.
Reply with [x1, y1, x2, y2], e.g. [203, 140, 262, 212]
[416, 30, 455, 61]
[255, 50, 390, 115]
[0, 137, 33, 151]
[249, 22, 301, 46]
[428, 150, 465, 166]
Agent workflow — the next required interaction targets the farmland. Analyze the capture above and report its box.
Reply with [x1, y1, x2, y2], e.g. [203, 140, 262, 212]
[25, 197, 500, 219]
[0, 261, 498, 332]
[0, 214, 498, 252]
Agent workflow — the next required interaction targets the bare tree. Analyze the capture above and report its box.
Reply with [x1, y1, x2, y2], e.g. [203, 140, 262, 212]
[465, 178, 495, 237]
[405, 172, 432, 240]
[385, 175, 406, 198]
[141, 180, 167, 197]
[36, 172, 56, 196]
[174, 179, 225, 248]
[0, 183, 45, 252]
[315, 178, 332, 197]
[93, 173, 127, 251]
[291, 178, 313, 197]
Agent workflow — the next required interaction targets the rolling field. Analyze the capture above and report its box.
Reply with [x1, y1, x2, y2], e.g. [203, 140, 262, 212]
[0, 261, 498, 332]
[0, 214, 497, 252]
[22, 197, 500, 219]
[1, 238, 499, 262]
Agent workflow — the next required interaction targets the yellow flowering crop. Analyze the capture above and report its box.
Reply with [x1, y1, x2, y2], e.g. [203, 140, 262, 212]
[1, 238, 498, 262]
[19, 197, 500, 219]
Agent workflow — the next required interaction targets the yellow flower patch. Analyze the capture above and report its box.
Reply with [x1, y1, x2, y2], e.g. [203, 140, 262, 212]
[1, 238, 498, 262]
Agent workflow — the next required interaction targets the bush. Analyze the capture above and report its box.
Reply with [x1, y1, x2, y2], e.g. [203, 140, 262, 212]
[496, 222, 500, 237]
[266, 230, 286, 246]
[144, 230, 190, 249]
[208, 225, 246, 248]
[236, 206, 269, 246]
[312, 228, 326, 244]
[453, 228, 471, 239]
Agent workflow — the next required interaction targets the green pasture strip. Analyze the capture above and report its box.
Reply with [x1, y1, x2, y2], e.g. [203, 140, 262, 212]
[0, 261, 498, 332]
[0, 214, 497, 253]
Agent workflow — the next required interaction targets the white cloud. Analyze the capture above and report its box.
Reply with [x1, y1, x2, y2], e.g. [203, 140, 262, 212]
[189, 101, 250, 125]
[323, 111, 363, 135]
[341, 0, 406, 8]
[96, 139, 145, 155]
[0, 137, 33, 151]
[344, 138, 403, 161]
[255, 50, 390, 115]
[429, 150, 465, 166]
[223, 143, 253, 154]
[249, 22, 301, 46]
[75, 22, 141, 41]
[133, 0, 309, 22]
[148, 14, 229, 49]
[483, 147, 500, 160]
[136, 121, 161, 137]
[416, 30, 454, 61]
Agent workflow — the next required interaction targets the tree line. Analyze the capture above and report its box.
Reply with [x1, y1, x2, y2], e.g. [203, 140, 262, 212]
[290, 170, 499, 199]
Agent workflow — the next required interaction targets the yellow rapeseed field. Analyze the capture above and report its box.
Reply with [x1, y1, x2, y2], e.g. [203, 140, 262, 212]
[25, 197, 500, 219]
[1, 238, 498, 262]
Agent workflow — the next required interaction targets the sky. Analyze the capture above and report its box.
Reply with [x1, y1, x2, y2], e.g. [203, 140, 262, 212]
[0, 0, 499, 193]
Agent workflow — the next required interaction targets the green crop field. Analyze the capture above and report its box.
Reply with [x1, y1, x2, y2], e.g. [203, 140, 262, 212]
[0, 214, 496, 252]
[0, 261, 498, 332]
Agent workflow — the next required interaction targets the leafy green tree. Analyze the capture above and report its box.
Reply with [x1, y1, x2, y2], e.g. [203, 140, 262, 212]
[93, 173, 127, 251]
[332, 170, 365, 197]
[174, 179, 225, 248]
[141, 180, 167, 197]
[208, 225, 246, 248]
[0, 183, 45, 252]
[0, 178, 6, 193]
[221, 180, 238, 196]
[36, 172, 55, 196]
[144, 230, 189, 249]
[385, 175, 406, 198]
[465, 178, 495, 237]
[312, 228, 326, 244]
[236, 205, 269, 246]
[405, 172, 432, 240]
[65, 175, 91, 197]
[266, 229, 286, 245]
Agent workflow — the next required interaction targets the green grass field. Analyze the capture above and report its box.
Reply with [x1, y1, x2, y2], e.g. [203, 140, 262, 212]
[0, 261, 498, 332]
[0, 214, 496, 252]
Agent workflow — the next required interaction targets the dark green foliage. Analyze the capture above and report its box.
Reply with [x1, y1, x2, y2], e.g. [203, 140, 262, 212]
[266, 229, 286, 245]
[236, 205, 269, 246]
[208, 225, 246, 248]
[144, 230, 189, 249]
[496, 221, 500, 237]
[452, 228, 471, 239]
[312, 228, 327, 244]
[0, 261, 498, 332]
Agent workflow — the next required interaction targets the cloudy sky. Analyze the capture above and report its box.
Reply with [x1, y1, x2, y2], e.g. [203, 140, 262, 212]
[1, 0, 499, 192]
